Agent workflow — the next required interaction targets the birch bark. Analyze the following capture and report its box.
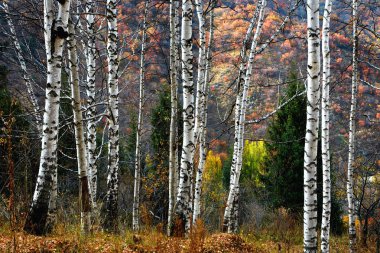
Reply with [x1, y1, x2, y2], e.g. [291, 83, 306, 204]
[103, 0, 120, 232]
[304, 0, 321, 251]
[67, 22, 92, 234]
[321, 0, 332, 251]
[85, 0, 98, 209]
[193, 6, 214, 224]
[347, 0, 358, 251]
[175, 0, 194, 234]
[223, 0, 266, 233]
[133, 0, 149, 232]
[168, 0, 180, 236]
[24, 0, 71, 235]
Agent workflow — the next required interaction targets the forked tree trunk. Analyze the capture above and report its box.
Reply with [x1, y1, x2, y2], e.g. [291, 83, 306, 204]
[168, 0, 180, 236]
[24, 0, 71, 235]
[347, 0, 358, 251]
[67, 22, 92, 234]
[103, 0, 120, 233]
[133, 0, 149, 232]
[175, 0, 194, 235]
[193, 5, 214, 224]
[304, 0, 321, 251]
[321, 0, 332, 251]
[223, 0, 266, 233]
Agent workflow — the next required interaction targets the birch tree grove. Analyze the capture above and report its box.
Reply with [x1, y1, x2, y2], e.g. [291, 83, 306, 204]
[67, 22, 92, 234]
[133, 0, 149, 232]
[85, 0, 98, 209]
[103, 0, 120, 232]
[321, 0, 332, 251]
[168, 0, 180, 236]
[23, 0, 71, 235]
[304, 0, 321, 251]
[223, 0, 266, 233]
[175, 0, 194, 234]
[347, 0, 358, 251]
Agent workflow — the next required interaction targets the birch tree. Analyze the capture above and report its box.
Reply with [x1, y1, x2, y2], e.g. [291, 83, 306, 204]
[223, 0, 266, 233]
[347, 0, 358, 251]
[321, 0, 332, 251]
[133, 0, 149, 232]
[175, 0, 194, 234]
[304, 0, 321, 251]
[2, 0, 42, 131]
[67, 21, 92, 234]
[193, 4, 214, 224]
[24, 0, 71, 235]
[103, 0, 120, 232]
[85, 0, 98, 209]
[168, 0, 180, 236]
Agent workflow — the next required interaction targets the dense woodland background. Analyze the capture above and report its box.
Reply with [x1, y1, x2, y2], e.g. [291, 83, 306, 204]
[0, 0, 379, 252]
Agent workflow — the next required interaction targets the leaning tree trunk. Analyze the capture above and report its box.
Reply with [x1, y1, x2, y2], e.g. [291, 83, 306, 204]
[168, 0, 180, 236]
[347, 0, 358, 251]
[223, 0, 266, 234]
[304, 0, 321, 251]
[193, 5, 214, 224]
[133, 0, 149, 232]
[3, 1, 42, 131]
[85, 0, 98, 209]
[321, 0, 332, 251]
[103, 0, 120, 233]
[175, 0, 194, 235]
[23, 0, 71, 236]
[67, 22, 92, 234]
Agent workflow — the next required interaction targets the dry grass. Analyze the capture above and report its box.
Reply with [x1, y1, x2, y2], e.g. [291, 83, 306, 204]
[0, 221, 377, 252]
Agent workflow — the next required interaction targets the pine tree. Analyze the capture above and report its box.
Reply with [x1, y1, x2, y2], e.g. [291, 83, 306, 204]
[263, 68, 306, 214]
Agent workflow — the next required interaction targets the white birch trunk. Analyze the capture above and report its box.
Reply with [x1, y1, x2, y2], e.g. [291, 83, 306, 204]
[133, 0, 149, 232]
[223, 0, 266, 233]
[175, 0, 194, 234]
[24, 0, 71, 235]
[193, 7, 214, 224]
[347, 0, 358, 251]
[104, 0, 120, 232]
[168, 0, 180, 236]
[67, 22, 92, 234]
[304, 0, 321, 251]
[85, 0, 98, 209]
[193, 0, 206, 148]
[321, 0, 332, 251]
[3, 1, 42, 131]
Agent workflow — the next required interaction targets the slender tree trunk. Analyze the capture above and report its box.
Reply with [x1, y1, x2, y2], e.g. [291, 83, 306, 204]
[175, 0, 194, 235]
[193, 6, 214, 224]
[67, 22, 92, 234]
[168, 0, 180, 236]
[193, 0, 206, 148]
[103, 0, 120, 233]
[133, 0, 149, 232]
[304, 0, 321, 251]
[347, 0, 358, 251]
[3, 1, 42, 131]
[320, 0, 332, 252]
[85, 0, 98, 209]
[23, 0, 71, 235]
[223, 0, 266, 233]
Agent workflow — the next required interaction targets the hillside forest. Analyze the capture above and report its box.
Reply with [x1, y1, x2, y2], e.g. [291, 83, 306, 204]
[0, 0, 379, 252]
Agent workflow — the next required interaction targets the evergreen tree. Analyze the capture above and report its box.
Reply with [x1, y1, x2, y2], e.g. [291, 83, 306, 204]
[262, 68, 306, 214]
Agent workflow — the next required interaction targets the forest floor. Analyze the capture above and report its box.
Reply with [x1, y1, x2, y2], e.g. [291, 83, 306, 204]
[0, 224, 377, 252]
